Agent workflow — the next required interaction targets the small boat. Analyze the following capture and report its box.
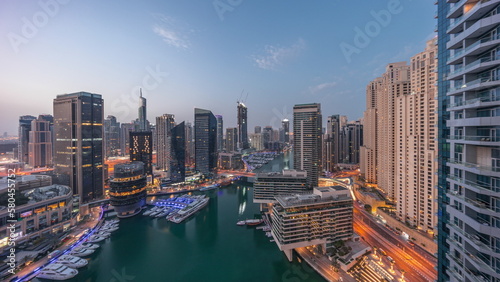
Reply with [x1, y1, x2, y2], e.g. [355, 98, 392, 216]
[56, 254, 88, 268]
[199, 185, 217, 191]
[37, 263, 78, 280]
[80, 243, 99, 249]
[70, 247, 94, 257]
[236, 221, 246, 226]
[245, 219, 263, 226]
[143, 209, 154, 216]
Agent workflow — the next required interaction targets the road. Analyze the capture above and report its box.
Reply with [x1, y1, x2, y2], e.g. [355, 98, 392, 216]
[295, 247, 356, 282]
[354, 206, 437, 282]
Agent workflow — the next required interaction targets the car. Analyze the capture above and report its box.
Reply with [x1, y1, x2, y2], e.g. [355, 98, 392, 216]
[387, 256, 394, 263]
[378, 248, 387, 256]
[408, 241, 415, 246]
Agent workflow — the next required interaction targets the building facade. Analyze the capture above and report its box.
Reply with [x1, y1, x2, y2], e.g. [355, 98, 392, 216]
[28, 117, 52, 168]
[18, 115, 36, 164]
[441, 1, 500, 280]
[226, 127, 238, 153]
[271, 186, 353, 261]
[395, 39, 438, 233]
[129, 131, 153, 176]
[53, 92, 104, 205]
[216, 115, 224, 152]
[104, 115, 120, 158]
[253, 170, 308, 204]
[170, 122, 186, 183]
[293, 103, 322, 188]
[109, 162, 147, 218]
[0, 185, 74, 253]
[155, 114, 175, 173]
[237, 102, 249, 150]
[194, 108, 217, 175]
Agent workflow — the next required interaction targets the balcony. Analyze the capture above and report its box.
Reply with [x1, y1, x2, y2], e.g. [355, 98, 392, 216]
[447, 34, 500, 65]
[464, 266, 490, 282]
[447, 159, 500, 177]
[447, 0, 466, 18]
[447, 174, 500, 195]
[446, 135, 500, 146]
[447, 115, 500, 127]
[446, 76, 500, 96]
[447, 13, 500, 50]
[447, 95, 500, 110]
[447, 55, 500, 80]
[447, 0, 497, 34]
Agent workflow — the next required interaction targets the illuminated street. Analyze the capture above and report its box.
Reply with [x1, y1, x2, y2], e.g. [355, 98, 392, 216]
[353, 206, 437, 282]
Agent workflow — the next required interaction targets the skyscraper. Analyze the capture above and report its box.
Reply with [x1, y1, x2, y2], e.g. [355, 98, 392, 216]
[104, 115, 120, 158]
[28, 116, 52, 168]
[360, 78, 382, 184]
[325, 115, 341, 172]
[255, 126, 262, 134]
[282, 119, 290, 143]
[155, 114, 175, 172]
[170, 122, 186, 183]
[377, 62, 410, 201]
[340, 120, 363, 164]
[138, 90, 148, 131]
[130, 131, 153, 176]
[53, 92, 104, 205]
[109, 161, 147, 218]
[18, 115, 36, 164]
[438, 1, 500, 280]
[293, 103, 322, 188]
[225, 128, 238, 152]
[237, 102, 249, 150]
[185, 122, 194, 167]
[120, 123, 136, 156]
[395, 39, 437, 234]
[194, 108, 217, 175]
[216, 115, 224, 152]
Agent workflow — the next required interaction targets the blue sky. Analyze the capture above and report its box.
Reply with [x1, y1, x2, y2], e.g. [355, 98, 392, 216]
[0, 0, 436, 135]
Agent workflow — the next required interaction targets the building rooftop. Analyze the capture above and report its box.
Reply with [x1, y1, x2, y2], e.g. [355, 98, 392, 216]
[275, 186, 352, 208]
[56, 92, 102, 99]
[23, 185, 71, 203]
[257, 169, 307, 179]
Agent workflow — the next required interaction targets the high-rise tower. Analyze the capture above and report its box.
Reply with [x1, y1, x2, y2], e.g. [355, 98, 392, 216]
[53, 92, 104, 205]
[293, 103, 322, 188]
[237, 102, 249, 150]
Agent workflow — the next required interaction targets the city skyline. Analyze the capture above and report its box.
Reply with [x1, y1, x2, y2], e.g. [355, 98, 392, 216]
[0, 1, 435, 135]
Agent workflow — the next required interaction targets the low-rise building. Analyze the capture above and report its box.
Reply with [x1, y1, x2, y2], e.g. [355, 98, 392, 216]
[0, 184, 74, 252]
[271, 186, 353, 261]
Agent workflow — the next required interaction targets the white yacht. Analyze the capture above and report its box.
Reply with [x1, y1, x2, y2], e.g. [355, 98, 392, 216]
[37, 263, 78, 280]
[99, 225, 118, 232]
[105, 219, 119, 225]
[56, 255, 88, 268]
[70, 247, 95, 257]
[94, 231, 111, 238]
[80, 243, 99, 249]
[87, 235, 106, 243]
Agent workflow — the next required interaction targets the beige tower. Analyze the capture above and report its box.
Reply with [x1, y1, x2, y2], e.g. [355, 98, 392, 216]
[361, 77, 382, 184]
[377, 62, 411, 201]
[395, 39, 438, 233]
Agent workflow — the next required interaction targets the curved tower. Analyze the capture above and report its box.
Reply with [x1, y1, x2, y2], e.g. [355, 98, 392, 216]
[109, 161, 147, 218]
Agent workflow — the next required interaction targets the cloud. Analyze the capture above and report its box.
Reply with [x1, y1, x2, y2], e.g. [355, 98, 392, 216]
[253, 38, 306, 70]
[309, 81, 337, 94]
[152, 14, 190, 49]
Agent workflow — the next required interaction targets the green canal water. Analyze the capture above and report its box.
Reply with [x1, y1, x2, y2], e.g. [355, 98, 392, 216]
[54, 153, 324, 282]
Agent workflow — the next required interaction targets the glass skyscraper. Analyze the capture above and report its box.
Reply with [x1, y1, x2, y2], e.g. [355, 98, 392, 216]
[194, 108, 217, 175]
[53, 92, 104, 205]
